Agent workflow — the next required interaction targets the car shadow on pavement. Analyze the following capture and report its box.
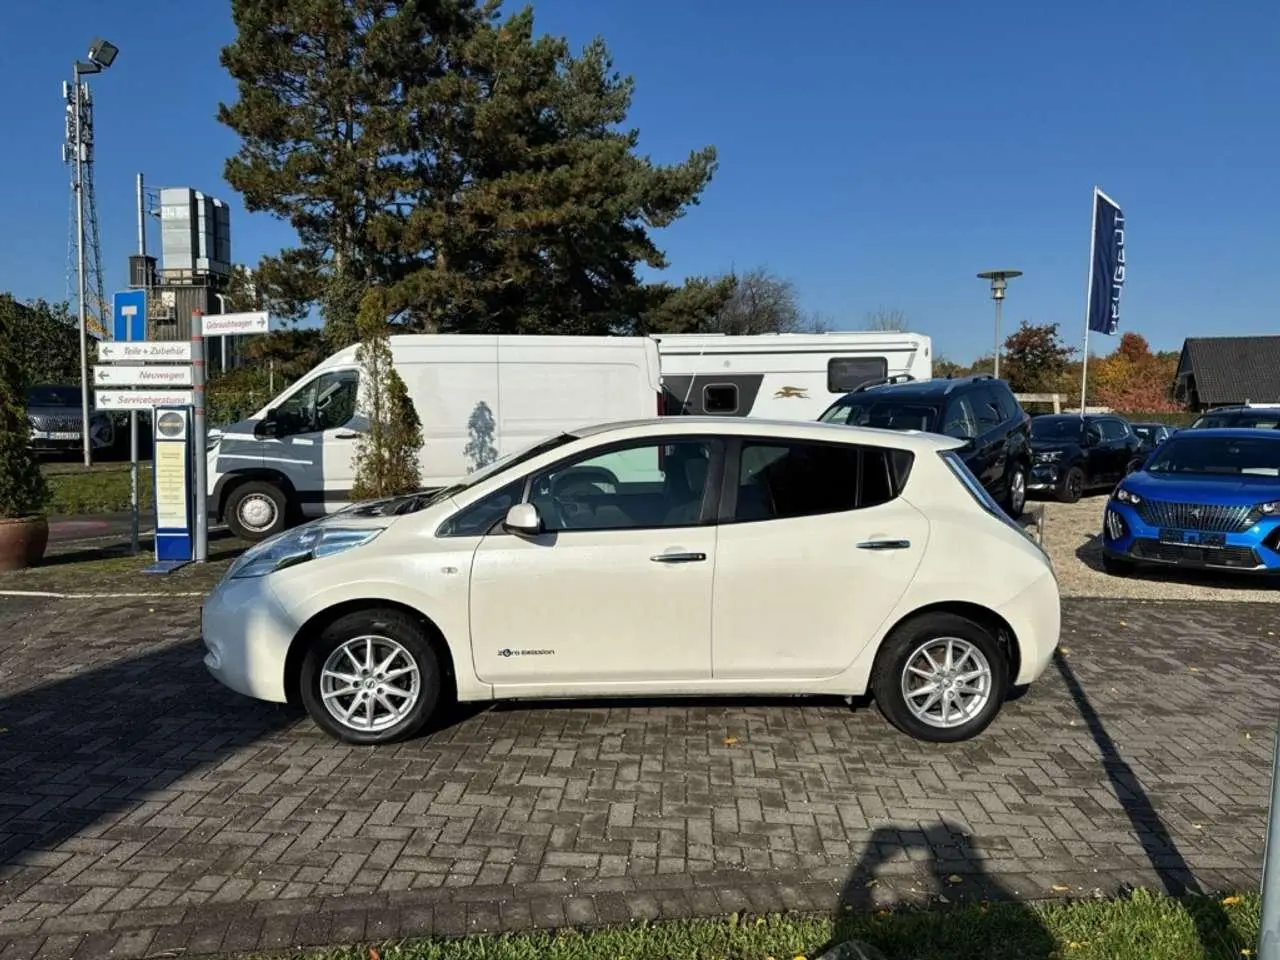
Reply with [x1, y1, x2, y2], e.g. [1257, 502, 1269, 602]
[1052, 650, 1237, 953]
[0, 637, 296, 885]
[823, 821, 1056, 959]
[1073, 533, 1272, 592]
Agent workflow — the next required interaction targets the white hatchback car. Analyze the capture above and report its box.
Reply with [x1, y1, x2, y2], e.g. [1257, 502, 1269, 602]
[203, 418, 1060, 745]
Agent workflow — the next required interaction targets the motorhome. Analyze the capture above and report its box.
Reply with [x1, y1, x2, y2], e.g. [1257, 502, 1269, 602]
[208, 335, 663, 541]
[654, 331, 932, 421]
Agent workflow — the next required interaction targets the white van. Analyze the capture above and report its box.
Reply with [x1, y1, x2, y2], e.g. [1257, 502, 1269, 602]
[209, 335, 663, 541]
[654, 332, 932, 421]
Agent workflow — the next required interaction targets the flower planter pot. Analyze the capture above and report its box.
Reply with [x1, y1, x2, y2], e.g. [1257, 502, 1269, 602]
[0, 516, 49, 572]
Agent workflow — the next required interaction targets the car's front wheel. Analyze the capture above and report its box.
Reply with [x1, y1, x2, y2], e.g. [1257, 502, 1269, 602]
[872, 612, 1010, 743]
[299, 608, 441, 745]
[1057, 465, 1085, 504]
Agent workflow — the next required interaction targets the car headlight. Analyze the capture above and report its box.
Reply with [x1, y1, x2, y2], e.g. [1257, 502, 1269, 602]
[228, 524, 384, 579]
[1114, 487, 1142, 505]
[1260, 501, 1280, 515]
[1034, 450, 1062, 463]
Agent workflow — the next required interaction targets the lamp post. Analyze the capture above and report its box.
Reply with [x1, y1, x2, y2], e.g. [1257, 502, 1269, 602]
[977, 269, 1022, 380]
[72, 37, 118, 466]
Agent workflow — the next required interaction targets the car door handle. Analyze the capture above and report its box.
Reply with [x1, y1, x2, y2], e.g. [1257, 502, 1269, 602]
[650, 552, 707, 563]
[335, 432, 360, 439]
[857, 539, 911, 550]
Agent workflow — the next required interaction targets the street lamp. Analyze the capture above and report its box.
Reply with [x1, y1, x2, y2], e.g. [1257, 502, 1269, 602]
[977, 269, 1022, 380]
[72, 37, 117, 466]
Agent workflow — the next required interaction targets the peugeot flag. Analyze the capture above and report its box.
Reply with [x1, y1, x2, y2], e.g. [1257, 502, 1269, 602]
[1087, 188, 1125, 335]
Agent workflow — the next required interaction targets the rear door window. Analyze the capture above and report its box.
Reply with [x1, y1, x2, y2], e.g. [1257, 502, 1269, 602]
[732, 440, 909, 522]
[941, 397, 978, 440]
[972, 387, 1004, 434]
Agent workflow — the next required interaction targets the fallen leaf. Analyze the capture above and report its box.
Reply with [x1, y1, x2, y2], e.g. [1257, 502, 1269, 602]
[1060, 647, 1071, 655]
[1119, 621, 1128, 627]
[1189, 667, 1200, 673]
[722, 736, 738, 746]
[947, 874, 962, 885]
[1051, 884, 1071, 893]
[1222, 894, 1243, 906]
[864, 879, 878, 888]
[369, 949, 380, 960]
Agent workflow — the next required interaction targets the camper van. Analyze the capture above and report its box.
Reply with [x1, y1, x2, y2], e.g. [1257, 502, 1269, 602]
[654, 331, 932, 421]
[208, 335, 663, 541]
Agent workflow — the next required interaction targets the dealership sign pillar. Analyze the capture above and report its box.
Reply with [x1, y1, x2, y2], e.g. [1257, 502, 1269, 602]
[150, 406, 195, 571]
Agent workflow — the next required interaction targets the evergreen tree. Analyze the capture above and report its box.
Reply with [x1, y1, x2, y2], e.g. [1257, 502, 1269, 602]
[0, 298, 50, 518]
[350, 290, 424, 500]
[219, 0, 716, 339]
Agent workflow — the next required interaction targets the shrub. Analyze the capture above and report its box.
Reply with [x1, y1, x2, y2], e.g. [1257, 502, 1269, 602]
[0, 297, 50, 517]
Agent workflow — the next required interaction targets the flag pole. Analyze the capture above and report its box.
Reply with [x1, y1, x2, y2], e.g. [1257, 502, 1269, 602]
[1078, 186, 1099, 416]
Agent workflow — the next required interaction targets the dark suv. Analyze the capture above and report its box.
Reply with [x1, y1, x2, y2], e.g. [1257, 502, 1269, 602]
[818, 375, 1032, 516]
[1028, 413, 1144, 502]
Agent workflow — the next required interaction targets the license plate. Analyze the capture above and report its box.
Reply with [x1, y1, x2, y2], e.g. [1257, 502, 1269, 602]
[1159, 528, 1225, 548]
[48, 431, 80, 440]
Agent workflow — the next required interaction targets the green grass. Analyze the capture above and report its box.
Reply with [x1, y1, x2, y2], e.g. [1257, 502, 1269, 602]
[256, 890, 1260, 960]
[41, 461, 153, 514]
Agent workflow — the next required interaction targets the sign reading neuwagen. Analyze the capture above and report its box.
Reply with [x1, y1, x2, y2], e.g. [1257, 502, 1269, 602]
[93, 365, 194, 387]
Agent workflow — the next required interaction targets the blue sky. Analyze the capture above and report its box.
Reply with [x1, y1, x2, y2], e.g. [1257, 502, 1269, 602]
[3, 0, 1277, 363]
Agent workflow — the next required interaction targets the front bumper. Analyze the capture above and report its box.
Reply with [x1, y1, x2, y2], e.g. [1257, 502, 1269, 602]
[1103, 500, 1280, 573]
[202, 574, 299, 703]
[1028, 459, 1064, 492]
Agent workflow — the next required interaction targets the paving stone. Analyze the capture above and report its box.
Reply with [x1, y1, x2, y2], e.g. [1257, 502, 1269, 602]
[0, 594, 1274, 957]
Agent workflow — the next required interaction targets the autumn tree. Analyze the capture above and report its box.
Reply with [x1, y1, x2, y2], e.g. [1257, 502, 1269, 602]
[1091, 332, 1180, 412]
[1001, 321, 1075, 394]
[862, 307, 909, 332]
[219, 0, 716, 344]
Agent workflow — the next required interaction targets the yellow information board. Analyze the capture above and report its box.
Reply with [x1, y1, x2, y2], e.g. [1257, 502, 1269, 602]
[154, 441, 189, 530]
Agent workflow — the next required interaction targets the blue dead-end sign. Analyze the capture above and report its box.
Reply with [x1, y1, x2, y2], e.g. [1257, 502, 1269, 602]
[112, 289, 147, 342]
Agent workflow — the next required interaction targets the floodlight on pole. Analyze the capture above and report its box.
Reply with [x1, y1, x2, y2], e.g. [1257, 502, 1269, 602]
[70, 38, 116, 466]
[977, 269, 1022, 380]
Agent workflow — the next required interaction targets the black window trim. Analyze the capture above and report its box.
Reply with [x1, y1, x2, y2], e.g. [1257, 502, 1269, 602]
[702, 382, 740, 416]
[436, 434, 728, 537]
[716, 435, 907, 526]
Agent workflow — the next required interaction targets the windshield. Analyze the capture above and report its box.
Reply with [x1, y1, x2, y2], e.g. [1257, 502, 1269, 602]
[1193, 413, 1280, 430]
[408, 432, 579, 511]
[819, 398, 938, 432]
[1132, 425, 1156, 440]
[1031, 417, 1084, 441]
[26, 386, 81, 407]
[1146, 435, 1280, 477]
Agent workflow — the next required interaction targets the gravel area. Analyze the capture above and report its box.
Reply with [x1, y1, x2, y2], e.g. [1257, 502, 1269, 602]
[1037, 494, 1280, 601]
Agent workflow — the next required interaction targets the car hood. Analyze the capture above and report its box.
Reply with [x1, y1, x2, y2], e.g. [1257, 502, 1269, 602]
[1122, 470, 1280, 506]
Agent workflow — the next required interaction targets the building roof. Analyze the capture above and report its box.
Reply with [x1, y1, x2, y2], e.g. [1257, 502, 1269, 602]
[1177, 336, 1280, 407]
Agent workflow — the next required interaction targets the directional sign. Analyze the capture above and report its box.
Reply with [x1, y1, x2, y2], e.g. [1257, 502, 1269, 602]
[95, 389, 195, 411]
[94, 365, 193, 387]
[204, 311, 269, 336]
[98, 341, 194, 363]
[113, 290, 147, 342]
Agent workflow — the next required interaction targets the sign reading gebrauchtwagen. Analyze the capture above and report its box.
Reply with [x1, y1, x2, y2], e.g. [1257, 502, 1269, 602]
[1087, 188, 1125, 336]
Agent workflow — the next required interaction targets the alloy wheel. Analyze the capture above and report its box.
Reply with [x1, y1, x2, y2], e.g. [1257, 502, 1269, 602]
[899, 637, 993, 729]
[319, 635, 422, 733]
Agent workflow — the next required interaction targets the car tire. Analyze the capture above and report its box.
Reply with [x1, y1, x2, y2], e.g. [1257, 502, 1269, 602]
[1057, 466, 1085, 504]
[225, 481, 290, 542]
[871, 612, 1010, 743]
[1002, 462, 1027, 518]
[300, 608, 441, 745]
[1102, 554, 1135, 576]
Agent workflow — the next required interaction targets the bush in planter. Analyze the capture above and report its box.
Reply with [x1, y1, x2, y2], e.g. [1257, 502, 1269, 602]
[0, 297, 51, 569]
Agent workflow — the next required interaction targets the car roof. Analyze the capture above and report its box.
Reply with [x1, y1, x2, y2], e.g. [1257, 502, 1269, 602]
[842, 376, 998, 401]
[1174, 427, 1280, 440]
[567, 416, 965, 452]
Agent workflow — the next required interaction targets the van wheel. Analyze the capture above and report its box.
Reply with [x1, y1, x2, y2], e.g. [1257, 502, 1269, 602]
[872, 612, 1009, 743]
[225, 481, 289, 542]
[299, 609, 441, 745]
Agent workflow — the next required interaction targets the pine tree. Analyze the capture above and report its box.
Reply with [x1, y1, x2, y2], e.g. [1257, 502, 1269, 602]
[350, 290, 424, 500]
[219, 0, 715, 339]
[0, 297, 50, 518]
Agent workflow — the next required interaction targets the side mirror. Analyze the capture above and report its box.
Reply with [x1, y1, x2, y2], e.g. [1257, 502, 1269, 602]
[503, 502, 543, 536]
[254, 409, 280, 438]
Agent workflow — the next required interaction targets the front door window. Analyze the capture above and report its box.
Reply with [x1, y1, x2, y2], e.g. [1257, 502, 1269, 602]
[274, 370, 359, 436]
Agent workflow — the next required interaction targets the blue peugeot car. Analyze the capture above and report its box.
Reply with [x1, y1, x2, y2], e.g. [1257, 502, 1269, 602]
[1102, 428, 1280, 576]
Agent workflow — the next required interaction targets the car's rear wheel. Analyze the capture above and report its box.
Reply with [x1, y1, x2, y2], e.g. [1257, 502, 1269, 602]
[1002, 462, 1027, 518]
[1057, 466, 1085, 504]
[872, 612, 1009, 743]
[225, 480, 289, 542]
[300, 608, 441, 745]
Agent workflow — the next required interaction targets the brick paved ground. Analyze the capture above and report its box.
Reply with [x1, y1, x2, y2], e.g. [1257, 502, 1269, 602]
[0, 594, 1275, 959]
